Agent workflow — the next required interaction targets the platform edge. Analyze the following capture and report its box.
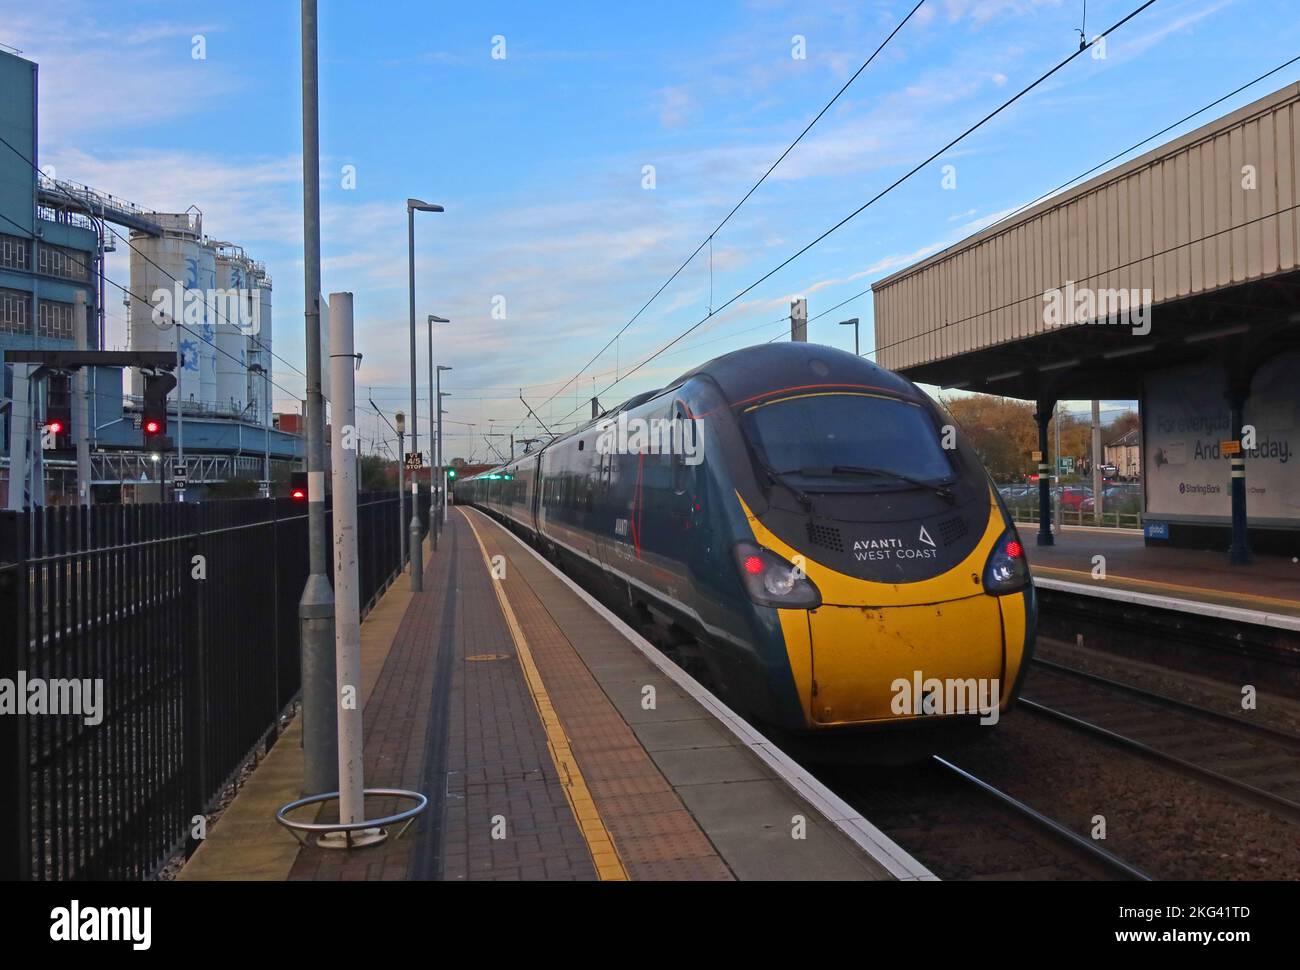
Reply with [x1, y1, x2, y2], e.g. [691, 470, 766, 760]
[467, 508, 940, 882]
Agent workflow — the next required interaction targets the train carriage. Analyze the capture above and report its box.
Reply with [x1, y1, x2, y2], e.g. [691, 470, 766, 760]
[456, 342, 1036, 759]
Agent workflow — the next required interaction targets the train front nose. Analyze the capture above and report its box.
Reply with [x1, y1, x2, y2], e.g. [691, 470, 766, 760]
[804, 595, 1006, 725]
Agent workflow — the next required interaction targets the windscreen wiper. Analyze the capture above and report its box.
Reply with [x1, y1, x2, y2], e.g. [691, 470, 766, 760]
[785, 465, 956, 503]
[751, 452, 812, 508]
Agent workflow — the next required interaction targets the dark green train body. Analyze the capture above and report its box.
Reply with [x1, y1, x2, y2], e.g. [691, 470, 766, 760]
[456, 343, 1036, 756]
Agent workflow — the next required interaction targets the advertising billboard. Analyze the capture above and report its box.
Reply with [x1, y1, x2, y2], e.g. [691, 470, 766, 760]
[1143, 353, 1299, 525]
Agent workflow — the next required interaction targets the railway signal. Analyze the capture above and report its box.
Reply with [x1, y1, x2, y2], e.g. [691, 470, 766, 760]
[142, 371, 176, 441]
[42, 411, 69, 450]
[43, 385, 72, 450]
[290, 471, 309, 502]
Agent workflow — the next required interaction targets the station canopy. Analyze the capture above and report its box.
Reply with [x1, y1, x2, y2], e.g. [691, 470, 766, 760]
[871, 83, 1300, 402]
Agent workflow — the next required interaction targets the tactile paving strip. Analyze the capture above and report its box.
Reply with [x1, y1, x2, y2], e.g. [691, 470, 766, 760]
[472, 516, 735, 881]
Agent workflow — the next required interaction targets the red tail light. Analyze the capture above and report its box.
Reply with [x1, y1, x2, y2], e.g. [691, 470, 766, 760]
[984, 531, 1030, 595]
[732, 542, 821, 609]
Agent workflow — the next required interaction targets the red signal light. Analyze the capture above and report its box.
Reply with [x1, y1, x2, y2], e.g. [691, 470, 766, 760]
[45, 420, 64, 435]
[743, 555, 765, 575]
[143, 419, 162, 436]
[291, 487, 307, 501]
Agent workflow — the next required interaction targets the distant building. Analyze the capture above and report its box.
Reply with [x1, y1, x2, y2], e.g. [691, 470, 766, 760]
[0, 51, 103, 505]
[1104, 428, 1141, 481]
[1, 49, 302, 506]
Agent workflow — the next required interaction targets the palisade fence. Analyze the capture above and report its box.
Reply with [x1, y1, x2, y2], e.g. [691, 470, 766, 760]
[0, 487, 430, 881]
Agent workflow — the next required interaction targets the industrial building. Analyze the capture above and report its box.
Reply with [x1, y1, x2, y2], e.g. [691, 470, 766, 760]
[873, 82, 1300, 556]
[0, 48, 301, 505]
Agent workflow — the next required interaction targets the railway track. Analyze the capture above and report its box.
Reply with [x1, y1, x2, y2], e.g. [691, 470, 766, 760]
[629, 591, 1300, 879]
[1021, 659, 1300, 825]
[826, 757, 1150, 880]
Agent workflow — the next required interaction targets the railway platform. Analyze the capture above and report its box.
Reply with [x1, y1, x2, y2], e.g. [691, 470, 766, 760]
[1028, 527, 1300, 630]
[179, 507, 932, 882]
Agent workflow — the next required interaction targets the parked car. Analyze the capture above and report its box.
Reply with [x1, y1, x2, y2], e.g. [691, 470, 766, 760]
[1056, 485, 1093, 510]
[1082, 485, 1142, 514]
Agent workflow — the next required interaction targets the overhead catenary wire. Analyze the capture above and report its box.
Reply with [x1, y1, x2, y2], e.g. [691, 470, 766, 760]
[403, 29, 1288, 427]
[0, 207, 308, 405]
[553, 0, 1161, 426]
[0, 131, 307, 384]
[866, 197, 1300, 364]
[757, 52, 1300, 354]
[530, 0, 930, 417]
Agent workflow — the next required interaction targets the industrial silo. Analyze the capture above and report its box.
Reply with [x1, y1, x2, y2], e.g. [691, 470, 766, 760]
[212, 245, 250, 415]
[247, 264, 274, 427]
[127, 212, 202, 403]
[194, 243, 217, 409]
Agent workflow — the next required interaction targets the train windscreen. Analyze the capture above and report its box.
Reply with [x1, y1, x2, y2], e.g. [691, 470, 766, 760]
[741, 392, 955, 490]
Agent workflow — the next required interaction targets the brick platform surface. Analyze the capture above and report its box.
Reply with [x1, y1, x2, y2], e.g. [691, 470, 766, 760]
[469, 512, 733, 881]
[286, 516, 595, 881]
[191, 506, 907, 882]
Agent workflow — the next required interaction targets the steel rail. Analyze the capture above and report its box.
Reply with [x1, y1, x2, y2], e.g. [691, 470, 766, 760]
[931, 756, 1153, 881]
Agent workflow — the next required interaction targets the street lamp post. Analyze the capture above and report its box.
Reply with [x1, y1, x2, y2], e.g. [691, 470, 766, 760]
[437, 376, 451, 534]
[299, 0, 336, 797]
[395, 410, 406, 568]
[427, 314, 450, 548]
[839, 317, 860, 356]
[406, 198, 444, 591]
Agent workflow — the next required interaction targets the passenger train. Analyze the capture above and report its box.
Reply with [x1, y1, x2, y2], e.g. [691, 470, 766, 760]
[455, 343, 1036, 760]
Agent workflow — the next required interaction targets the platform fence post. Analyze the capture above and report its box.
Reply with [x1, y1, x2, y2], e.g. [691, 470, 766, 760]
[328, 292, 367, 832]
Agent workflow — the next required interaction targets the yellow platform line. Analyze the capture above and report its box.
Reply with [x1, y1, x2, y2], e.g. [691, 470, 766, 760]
[461, 509, 629, 881]
[1033, 564, 1300, 612]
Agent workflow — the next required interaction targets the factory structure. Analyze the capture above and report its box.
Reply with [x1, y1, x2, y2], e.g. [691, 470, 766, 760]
[0, 47, 302, 505]
[125, 215, 276, 426]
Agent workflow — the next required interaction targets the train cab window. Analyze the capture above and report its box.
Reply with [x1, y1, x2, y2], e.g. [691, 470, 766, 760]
[742, 392, 954, 490]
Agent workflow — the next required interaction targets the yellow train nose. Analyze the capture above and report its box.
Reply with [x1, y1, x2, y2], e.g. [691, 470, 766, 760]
[805, 596, 1005, 725]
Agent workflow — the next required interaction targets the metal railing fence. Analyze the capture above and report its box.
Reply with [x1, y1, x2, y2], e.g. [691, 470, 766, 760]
[0, 488, 419, 880]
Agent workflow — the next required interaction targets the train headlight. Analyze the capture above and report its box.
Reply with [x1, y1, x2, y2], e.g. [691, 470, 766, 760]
[983, 530, 1029, 595]
[733, 542, 822, 610]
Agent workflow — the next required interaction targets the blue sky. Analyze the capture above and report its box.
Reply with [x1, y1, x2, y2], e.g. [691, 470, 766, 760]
[3, 0, 1298, 460]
